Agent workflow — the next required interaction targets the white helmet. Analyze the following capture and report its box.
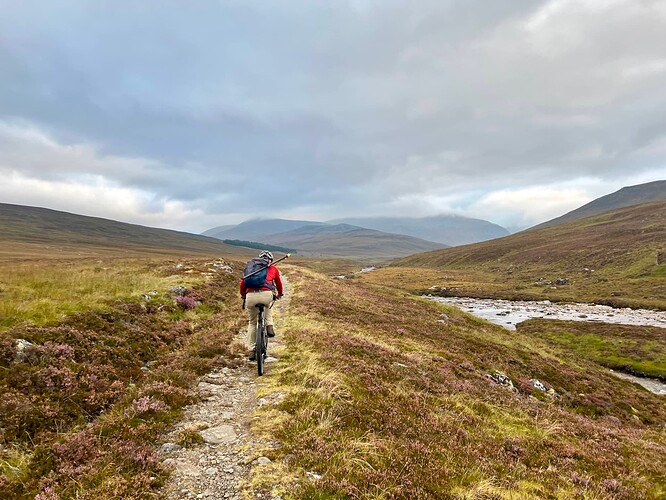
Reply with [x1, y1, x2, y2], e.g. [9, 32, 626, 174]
[259, 250, 273, 261]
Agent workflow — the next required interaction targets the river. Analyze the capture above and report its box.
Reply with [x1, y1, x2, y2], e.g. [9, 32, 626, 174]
[424, 295, 666, 395]
[425, 296, 666, 330]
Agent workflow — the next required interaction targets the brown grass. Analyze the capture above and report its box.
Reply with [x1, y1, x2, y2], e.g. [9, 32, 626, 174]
[385, 202, 666, 310]
[252, 267, 666, 499]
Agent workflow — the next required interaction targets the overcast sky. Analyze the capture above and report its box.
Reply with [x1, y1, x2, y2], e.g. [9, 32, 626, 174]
[1, 0, 665, 233]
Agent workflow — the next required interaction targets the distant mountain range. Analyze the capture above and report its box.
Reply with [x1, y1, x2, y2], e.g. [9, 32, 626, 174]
[204, 219, 445, 261]
[534, 180, 666, 229]
[203, 214, 509, 260]
[204, 219, 327, 242]
[328, 215, 509, 246]
[0, 203, 247, 258]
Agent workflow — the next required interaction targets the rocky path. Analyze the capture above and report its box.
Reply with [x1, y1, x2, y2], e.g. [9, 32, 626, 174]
[159, 277, 290, 500]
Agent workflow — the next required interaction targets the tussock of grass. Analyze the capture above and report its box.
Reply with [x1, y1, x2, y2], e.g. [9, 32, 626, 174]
[254, 268, 666, 499]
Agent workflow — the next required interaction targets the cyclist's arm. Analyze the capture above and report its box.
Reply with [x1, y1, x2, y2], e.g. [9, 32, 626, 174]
[273, 269, 283, 298]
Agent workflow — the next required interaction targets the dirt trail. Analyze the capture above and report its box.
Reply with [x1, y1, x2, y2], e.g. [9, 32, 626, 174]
[159, 277, 291, 500]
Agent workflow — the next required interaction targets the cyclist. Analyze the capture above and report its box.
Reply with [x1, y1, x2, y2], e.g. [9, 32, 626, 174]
[240, 250, 283, 360]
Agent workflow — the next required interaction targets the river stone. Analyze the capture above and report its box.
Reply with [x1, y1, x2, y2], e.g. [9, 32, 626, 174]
[200, 425, 236, 444]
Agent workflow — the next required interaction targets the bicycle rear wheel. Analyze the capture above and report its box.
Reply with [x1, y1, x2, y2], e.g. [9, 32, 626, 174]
[256, 308, 265, 376]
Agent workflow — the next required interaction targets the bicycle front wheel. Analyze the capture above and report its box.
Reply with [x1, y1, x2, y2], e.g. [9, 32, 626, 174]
[256, 309, 265, 376]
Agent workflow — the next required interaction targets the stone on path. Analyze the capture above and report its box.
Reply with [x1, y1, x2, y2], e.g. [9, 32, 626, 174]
[174, 461, 202, 477]
[200, 425, 236, 444]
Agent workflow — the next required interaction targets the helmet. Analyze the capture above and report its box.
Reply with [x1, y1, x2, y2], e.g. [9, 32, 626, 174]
[259, 250, 273, 261]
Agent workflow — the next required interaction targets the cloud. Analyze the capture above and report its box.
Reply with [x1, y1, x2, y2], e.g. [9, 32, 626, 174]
[0, 0, 665, 232]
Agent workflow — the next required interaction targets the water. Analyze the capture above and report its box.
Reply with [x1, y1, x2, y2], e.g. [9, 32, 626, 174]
[425, 296, 666, 330]
[334, 266, 377, 279]
[425, 295, 666, 395]
[610, 371, 666, 395]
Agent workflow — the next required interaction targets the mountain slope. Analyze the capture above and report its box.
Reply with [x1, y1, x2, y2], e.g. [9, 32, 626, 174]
[365, 201, 666, 308]
[397, 201, 665, 269]
[0, 203, 247, 258]
[263, 223, 446, 260]
[329, 214, 509, 246]
[205, 218, 327, 241]
[534, 180, 666, 229]
[201, 224, 235, 236]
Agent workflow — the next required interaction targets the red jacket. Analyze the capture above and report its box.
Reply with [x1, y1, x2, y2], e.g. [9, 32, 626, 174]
[240, 265, 283, 297]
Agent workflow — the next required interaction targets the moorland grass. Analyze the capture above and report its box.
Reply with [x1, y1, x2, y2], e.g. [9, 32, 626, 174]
[0, 256, 247, 498]
[358, 265, 666, 310]
[0, 258, 198, 331]
[518, 319, 666, 380]
[251, 267, 666, 499]
[379, 202, 666, 311]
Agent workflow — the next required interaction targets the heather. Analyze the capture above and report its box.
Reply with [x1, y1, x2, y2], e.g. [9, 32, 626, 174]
[0, 258, 246, 498]
[252, 268, 666, 499]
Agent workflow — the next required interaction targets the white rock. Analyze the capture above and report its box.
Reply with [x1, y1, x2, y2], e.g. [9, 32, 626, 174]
[200, 425, 236, 444]
[176, 462, 202, 476]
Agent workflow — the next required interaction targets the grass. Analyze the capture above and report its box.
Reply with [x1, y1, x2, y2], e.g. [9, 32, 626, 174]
[0, 259, 196, 331]
[380, 201, 666, 310]
[251, 267, 666, 499]
[517, 319, 666, 380]
[0, 255, 249, 498]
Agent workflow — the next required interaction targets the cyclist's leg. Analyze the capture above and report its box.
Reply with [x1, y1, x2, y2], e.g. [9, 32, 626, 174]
[264, 294, 275, 328]
[245, 293, 261, 349]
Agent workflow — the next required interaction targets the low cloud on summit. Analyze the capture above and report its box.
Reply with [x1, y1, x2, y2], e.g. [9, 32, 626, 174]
[1, 0, 665, 232]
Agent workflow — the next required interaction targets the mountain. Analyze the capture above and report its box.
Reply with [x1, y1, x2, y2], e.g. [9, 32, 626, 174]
[204, 218, 327, 241]
[204, 219, 446, 260]
[329, 215, 510, 246]
[534, 180, 666, 229]
[255, 223, 445, 261]
[0, 203, 248, 258]
[386, 201, 666, 308]
[201, 224, 235, 236]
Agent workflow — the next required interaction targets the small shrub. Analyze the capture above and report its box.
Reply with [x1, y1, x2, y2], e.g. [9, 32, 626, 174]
[175, 429, 204, 448]
[175, 296, 197, 310]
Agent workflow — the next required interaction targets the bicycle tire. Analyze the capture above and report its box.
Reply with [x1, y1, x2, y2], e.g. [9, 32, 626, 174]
[256, 306, 265, 376]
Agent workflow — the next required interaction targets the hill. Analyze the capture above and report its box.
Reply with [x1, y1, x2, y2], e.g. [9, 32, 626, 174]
[0, 203, 248, 259]
[204, 219, 446, 261]
[263, 223, 446, 260]
[361, 201, 666, 309]
[329, 214, 510, 246]
[204, 218, 327, 241]
[201, 224, 235, 236]
[534, 180, 666, 229]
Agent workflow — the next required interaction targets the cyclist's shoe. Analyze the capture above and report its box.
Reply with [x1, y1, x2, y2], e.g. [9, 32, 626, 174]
[248, 350, 256, 361]
[266, 325, 276, 338]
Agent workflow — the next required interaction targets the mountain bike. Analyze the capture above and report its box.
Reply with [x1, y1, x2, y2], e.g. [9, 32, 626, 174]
[255, 304, 268, 376]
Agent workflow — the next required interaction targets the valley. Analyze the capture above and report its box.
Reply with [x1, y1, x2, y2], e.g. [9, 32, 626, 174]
[1, 189, 665, 499]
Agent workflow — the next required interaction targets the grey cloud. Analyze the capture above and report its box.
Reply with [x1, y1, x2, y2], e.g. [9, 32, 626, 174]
[1, 0, 665, 229]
